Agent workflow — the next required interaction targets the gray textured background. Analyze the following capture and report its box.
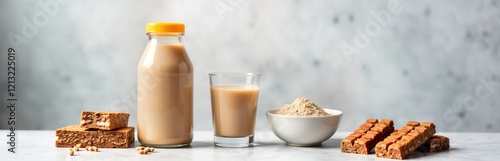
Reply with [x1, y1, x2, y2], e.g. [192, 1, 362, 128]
[0, 0, 499, 132]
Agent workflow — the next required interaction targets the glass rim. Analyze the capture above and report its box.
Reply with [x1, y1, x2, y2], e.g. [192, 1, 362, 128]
[209, 73, 261, 77]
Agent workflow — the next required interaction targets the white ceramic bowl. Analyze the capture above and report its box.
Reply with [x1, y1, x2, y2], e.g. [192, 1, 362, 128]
[266, 109, 343, 146]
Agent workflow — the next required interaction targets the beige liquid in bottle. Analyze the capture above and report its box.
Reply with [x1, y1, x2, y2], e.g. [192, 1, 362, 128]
[137, 43, 193, 146]
[210, 85, 259, 137]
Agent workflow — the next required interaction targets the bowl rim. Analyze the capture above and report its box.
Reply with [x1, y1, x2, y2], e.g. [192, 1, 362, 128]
[266, 108, 343, 118]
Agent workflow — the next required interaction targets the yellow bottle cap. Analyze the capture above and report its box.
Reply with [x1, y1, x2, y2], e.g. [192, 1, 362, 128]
[146, 22, 184, 33]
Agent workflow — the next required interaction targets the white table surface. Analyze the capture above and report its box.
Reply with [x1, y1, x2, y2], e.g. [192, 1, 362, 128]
[1, 130, 499, 161]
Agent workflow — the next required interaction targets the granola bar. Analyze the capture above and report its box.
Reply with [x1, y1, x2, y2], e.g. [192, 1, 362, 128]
[55, 125, 134, 148]
[375, 121, 436, 160]
[80, 111, 129, 130]
[418, 135, 450, 152]
[341, 118, 394, 154]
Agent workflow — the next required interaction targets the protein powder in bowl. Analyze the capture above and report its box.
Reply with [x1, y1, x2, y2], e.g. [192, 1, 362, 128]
[266, 97, 343, 146]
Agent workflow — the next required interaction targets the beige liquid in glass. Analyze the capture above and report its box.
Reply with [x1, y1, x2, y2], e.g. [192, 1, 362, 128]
[137, 43, 193, 146]
[210, 85, 259, 137]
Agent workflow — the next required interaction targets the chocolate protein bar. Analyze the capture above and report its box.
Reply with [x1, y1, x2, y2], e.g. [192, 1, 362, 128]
[375, 121, 436, 160]
[341, 118, 394, 154]
[80, 111, 129, 130]
[418, 135, 450, 152]
[55, 125, 134, 148]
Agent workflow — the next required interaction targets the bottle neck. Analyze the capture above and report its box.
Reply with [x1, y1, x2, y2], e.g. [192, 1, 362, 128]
[147, 33, 184, 44]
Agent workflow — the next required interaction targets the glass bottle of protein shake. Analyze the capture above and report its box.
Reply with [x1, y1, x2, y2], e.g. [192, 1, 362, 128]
[137, 22, 193, 147]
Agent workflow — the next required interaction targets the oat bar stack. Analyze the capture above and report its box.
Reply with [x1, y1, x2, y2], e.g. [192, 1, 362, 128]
[55, 111, 134, 148]
[375, 121, 436, 160]
[341, 118, 394, 154]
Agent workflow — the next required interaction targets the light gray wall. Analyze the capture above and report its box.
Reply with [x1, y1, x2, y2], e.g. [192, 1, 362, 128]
[0, 0, 499, 132]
